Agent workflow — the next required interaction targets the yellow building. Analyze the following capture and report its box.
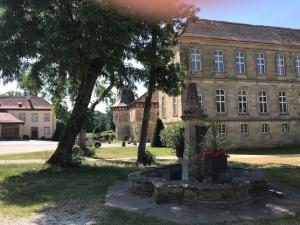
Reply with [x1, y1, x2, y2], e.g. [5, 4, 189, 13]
[0, 96, 56, 139]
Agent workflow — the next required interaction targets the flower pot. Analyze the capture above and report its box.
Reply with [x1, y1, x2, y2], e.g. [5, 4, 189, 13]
[203, 155, 227, 176]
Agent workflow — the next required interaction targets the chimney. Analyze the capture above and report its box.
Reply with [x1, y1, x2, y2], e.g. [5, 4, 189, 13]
[27, 97, 34, 109]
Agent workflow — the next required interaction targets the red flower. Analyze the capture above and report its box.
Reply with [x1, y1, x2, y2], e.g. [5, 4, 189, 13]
[198, 148, 230, 159]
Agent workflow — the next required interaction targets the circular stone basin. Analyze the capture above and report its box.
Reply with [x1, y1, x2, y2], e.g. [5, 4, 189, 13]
[128, 164, 268, 206]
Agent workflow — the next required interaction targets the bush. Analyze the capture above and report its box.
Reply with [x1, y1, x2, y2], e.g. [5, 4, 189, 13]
[82, 146, 96, 157]
[52, 120, 66, 141]
[23, 135, 30, 140]
[160, 123, 184, 149]
[151, 118, 165, 147]
[140, 151, 156, 166]
[65, 146, 85, 167]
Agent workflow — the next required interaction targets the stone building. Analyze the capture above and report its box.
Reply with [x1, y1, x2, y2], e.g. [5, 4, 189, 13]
[112, 90, 159, 142]
[160, 19, 300, 149]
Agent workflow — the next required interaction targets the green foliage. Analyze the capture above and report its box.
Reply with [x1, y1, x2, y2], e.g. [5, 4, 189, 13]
[92, 110, 115, 133]
[205, 120, 231, 151]
[160, 123, 184, 149]
[139, 151, 156, 166]
[52, 120, 66, 141]
[82, 146, 96, 157]
[151, 118, 165, 147]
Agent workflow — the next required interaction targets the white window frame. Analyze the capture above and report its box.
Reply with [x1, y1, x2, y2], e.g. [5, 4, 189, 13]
[278, 91, 288, 114]
[241, 124, 248, 134]
[256, 53, 265, 75]
[214, 50, 224, 73]
[162, 96, 166, 118]
[218, 124, 227, 135]
[32, 113, 38, 122]
[216, 89, 226, 114]
[295, 56, 300, 76]
[19, 113, 26, 122]
[197, 87, 203, 110]
[238, 90, 248, 114]
[282, 123, 289, 134]
[190, 48, 201, 72]
[236, 52, 245, 74]
[259, 91, 268, 114]
[261, 123, 269, 134]
[44, 113, 50, 122]
[43, 127, 50, 136]
[172, 97, 177, 117]
[276, 54, 285, 76]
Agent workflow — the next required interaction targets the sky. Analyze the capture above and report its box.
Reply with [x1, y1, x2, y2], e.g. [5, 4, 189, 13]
[1, 0, 299, 112]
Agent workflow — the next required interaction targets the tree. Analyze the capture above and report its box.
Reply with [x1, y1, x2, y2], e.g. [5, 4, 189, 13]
[0, 0, 138, 166]
[130, 2, 198, 164]
[151, 118, 165, 147]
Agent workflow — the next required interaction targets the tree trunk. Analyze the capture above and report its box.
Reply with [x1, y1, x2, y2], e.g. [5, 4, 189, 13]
[137, 27, 158, 164]
[78, 128, 87, 149]
[47, 71, 99, 166]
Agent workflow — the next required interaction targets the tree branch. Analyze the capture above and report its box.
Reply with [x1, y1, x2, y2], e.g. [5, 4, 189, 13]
[90, 82, 114, 112]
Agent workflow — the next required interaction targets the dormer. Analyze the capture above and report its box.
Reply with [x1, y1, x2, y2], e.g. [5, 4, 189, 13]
[18, 102, 23, 108]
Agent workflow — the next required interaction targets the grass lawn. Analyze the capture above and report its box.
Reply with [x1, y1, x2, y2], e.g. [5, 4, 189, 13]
[0, 151, 53, 160]
[95, 147, 175, 159]
[0, 161, 299, 224]
[230, 147, 300, 155]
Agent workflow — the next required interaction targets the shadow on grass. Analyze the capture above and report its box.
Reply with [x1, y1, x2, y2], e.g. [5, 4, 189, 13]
[0, 163, 137, 208]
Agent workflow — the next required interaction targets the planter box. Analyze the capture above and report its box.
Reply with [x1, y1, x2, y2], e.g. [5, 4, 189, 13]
[203, 155, 227, 176]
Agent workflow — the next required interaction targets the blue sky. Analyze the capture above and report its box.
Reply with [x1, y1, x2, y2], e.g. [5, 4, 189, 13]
[1, 0, 299, 111]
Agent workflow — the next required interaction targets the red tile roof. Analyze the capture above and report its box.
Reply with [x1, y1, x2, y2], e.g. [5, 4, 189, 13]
[0, 112, 24, 124]
[182, 19, 300, 46]
[0, 96, 52, 110]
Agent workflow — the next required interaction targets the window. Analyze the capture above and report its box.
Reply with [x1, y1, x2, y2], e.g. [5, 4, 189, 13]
[276, 54, 285, 76]
[261, 124, 269, 134]
[43, 127, 50, 135]
[282, 123, 289, 134]
[197, 87, 203, 110]
[162, 96, 166, 118]
[278, 91, 288, 114]
[256, 53, 265, 75]
[216, 89, 226, 114]
[241, 124, 248, 134]
[19, 113, 26, 122]
[190, 48, 201, 72]
[236, 52, 245, 74]
[32, 113, 38, 122]
[295, 56, 300, 76]
[259, 91, 268, 114]
[238, 90, 248, 114]
[44, 113, 50, 122]
[214, 50, 224, 73]
[172, 97, 177, 116]
[218, 124, 226, 135]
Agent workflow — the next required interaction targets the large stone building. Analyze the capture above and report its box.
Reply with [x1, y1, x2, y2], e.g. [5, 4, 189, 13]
[160, 19, 300, 149]
[0, 96, 56, 139]
[112, 90, 159, 142]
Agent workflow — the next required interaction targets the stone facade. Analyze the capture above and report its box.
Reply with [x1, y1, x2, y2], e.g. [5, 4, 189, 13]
[159, 19, 300, 149]
[112, 92, 159, 142]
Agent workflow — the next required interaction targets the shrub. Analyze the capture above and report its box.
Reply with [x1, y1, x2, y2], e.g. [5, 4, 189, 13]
[65, 146, 85, 167]
[23, 135, 30, 140]
[151, 118, 165, 147]
[52, 120, 66, 141]
[82, 146, 96, 157]
[140, 151, 156, 166]
[160, 123, 184, 149]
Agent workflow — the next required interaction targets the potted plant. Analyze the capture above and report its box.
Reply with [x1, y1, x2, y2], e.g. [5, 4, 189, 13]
[199, 120, 230, 182]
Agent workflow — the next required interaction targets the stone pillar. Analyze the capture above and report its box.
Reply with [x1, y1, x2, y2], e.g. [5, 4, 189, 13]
[181, 83, 208, 182]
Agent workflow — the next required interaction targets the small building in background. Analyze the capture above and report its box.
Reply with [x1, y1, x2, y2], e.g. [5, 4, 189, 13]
[0, 96, 56, 140]
[112, 90, 159, 142]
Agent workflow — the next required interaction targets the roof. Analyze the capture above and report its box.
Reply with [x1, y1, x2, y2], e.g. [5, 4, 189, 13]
[0, 112, 24, 124]
[112, 91, 159, 108]
[0, 96, 52, 110]
[181, 19, 300, 46]
[113, 89, 136, 107]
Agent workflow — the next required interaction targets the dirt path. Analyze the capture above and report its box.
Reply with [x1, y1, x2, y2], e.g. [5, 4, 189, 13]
[0, 200, 100, 225]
